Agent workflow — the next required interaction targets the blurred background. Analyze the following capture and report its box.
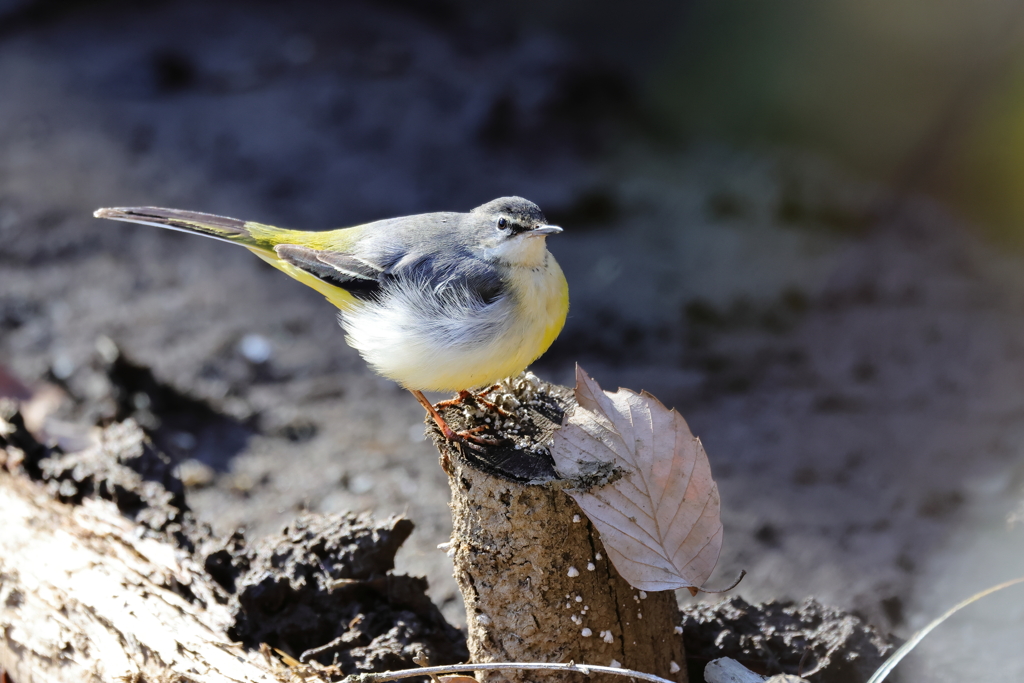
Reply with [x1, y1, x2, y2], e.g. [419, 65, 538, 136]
[3, 1, 1024, 680]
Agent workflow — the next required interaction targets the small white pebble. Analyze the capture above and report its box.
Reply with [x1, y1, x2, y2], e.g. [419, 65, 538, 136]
[595, 552, 602, 560]
[581, 628, 593, 637]
[669, 661, 680, 674]
[603, 631, 614, 644]
[583, 605, 589, 611]
[575, 595, 582, 603]
[610, 659, 621, 669]
[637, 612, 642, 620]
[633, 595, 640, 602]
[477, 614, 492, 626]
[674, 626, 683, 635]
[567, 566, 580, 578]
[238, 333, 272, 363]
[565, 603, 571, 609]
[586, 562, 596, 571]
[348, 473, 375, 494]
[572, 514, 581, 523]
[484, 417, 491, 423]
[639, 591, 648, 599]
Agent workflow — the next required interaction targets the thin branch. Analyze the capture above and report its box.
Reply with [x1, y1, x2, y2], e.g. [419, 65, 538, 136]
[348, 661, 678, 683]
[866, 575, 1024, 683]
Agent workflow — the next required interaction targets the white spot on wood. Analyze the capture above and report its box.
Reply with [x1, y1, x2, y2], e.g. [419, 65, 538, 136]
[674, 626, 683, 635]
[581, 628, 592, 637]
[639, 591, 648, 599]
[567, 566, 580, 577]
[670, 661, 681, 674]
[573, 514, 581, 523]
[587, 562, 596, 571]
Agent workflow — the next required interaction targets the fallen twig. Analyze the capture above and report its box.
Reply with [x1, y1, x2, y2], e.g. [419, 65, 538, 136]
[347, 661, 678, 683]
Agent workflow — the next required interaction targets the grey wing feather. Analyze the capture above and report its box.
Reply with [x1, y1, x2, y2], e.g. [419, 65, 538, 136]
[405, 253, 505, 306]
[316, 251, 382, 281]
[274, 212, 504, 305]
[275, 245, 384, 299]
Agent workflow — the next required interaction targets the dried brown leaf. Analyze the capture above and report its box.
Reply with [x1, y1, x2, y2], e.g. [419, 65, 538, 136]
[551, 365, 723, 591]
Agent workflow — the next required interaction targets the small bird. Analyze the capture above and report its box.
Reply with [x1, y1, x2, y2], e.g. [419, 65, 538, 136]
[94, 197, 568, 445]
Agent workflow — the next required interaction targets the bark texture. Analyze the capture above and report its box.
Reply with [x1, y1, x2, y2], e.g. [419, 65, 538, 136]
[435, 377, 687, 683]
[446, 456, 686, 682]
[0, 469, 285, 683]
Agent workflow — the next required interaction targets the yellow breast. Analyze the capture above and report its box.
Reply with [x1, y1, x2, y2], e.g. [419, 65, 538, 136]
[338, 254, 569, 393]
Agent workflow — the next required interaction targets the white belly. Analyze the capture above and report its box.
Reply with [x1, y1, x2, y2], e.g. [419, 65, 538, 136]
[340, 267, 564, 392]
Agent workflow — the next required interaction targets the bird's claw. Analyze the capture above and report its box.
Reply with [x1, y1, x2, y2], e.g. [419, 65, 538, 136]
[453, 425, 500, 447]
[436, 386, 514, 419]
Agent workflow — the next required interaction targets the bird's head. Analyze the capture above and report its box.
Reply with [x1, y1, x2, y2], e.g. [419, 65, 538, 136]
[468, 196, 562, 266]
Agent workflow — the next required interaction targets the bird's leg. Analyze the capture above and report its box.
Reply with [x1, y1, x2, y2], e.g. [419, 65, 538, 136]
[433, 390, 474, 410]
[435, 385, 514, 418]
[409, 389, 499, 446]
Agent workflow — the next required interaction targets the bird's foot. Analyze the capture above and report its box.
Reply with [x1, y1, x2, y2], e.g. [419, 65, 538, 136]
[435, 385, 514, 418]
[453, 425, 500, 447]
[410, 389, 501, 450]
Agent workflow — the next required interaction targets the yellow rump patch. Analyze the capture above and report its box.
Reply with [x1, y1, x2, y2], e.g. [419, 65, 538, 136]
[248, 248, 358, 311]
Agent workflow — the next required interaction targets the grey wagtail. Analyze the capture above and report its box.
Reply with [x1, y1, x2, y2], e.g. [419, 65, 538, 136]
[94, 197, 569, 445]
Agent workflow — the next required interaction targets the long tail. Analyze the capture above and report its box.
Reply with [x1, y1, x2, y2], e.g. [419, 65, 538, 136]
[94, 206, 359, 310]
[93, 207, 303, 253]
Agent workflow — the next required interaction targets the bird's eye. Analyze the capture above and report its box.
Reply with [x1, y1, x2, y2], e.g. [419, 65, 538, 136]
[497, 217, 508, 229]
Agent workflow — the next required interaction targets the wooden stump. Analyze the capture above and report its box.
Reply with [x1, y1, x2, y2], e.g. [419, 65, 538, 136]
[433, 376, 687, 683]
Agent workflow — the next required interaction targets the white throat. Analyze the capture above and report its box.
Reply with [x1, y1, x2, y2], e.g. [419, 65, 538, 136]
[480, 235, 550, 267]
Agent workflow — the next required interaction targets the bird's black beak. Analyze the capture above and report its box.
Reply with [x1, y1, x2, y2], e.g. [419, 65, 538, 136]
[529, 224, 563, 236]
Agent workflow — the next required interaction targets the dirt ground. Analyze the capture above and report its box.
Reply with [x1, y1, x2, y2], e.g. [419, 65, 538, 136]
[2, 2, 1023, 681]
